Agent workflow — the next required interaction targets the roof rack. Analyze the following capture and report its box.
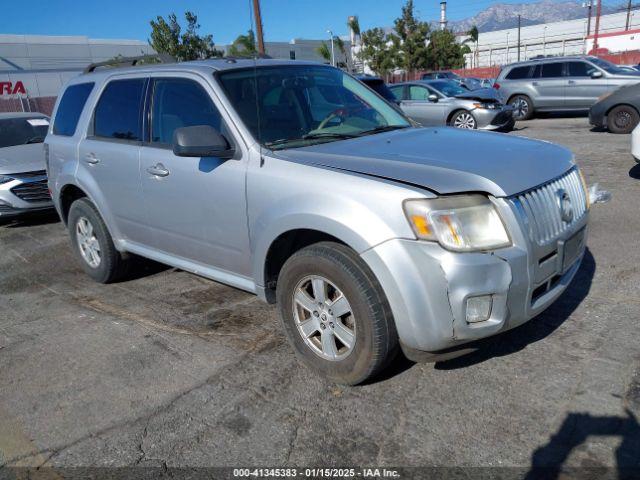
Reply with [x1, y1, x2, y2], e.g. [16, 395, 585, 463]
[83, 54, 176, 74]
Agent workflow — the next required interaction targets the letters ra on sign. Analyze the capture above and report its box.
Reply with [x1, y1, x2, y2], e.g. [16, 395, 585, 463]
[0, 81, 27, 96]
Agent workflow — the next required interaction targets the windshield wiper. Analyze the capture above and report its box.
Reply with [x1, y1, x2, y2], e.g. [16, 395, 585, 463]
[355, 125, 410, 137]
[302, 132, 359, 140]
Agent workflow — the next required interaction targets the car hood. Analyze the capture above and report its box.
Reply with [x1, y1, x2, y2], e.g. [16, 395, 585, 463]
[272, 127, 574, 197]
[0, 143, 46, 175]
[454, 87, 501, 102]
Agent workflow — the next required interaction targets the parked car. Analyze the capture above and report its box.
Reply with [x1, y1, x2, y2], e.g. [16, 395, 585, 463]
[0, 112, 53, 219]
[632, 123, 640, 162]
[589, 82, 640, 134]
[48, 58, 590, 384]
[421, 71, 460, 81]
[356, 75, 399, 104]
[389, 80, 514, 130]
[495, 55, 640, 120]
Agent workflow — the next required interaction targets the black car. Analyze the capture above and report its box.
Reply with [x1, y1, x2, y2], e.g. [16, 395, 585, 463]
[355, 75, 399, 104]
[589, 82, 640, 134]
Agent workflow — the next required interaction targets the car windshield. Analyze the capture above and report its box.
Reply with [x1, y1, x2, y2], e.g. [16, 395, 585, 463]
[0, 117, 49, 148]
[428, 80, 468, 97]
[217, 65, 410, 150]
[590, 57, 639, 75]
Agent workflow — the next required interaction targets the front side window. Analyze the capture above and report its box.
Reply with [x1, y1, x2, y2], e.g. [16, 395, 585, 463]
[389, 85, 404, 101]
[540, 63, 563, 78]
[566, 61, 595, 77]
[0, 117, 49, 148]
[151, 78, 224, 145]
[409, 85, 430, 101]
[94, 78, 145, 141]
[217, 65, 410, 150]
[52, 82, 94, 137]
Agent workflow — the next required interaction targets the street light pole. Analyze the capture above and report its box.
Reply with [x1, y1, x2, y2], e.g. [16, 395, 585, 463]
[543, 26, 547, 56]
[327, 29, 336, 66]
[517, 15, 521, 61]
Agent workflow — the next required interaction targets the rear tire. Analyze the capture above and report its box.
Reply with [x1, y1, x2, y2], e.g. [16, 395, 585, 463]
[68, 198, 130, 283]
[509, 94, 534, 121]
[607, 105, 639, 134]
[276, 242, 398, 385]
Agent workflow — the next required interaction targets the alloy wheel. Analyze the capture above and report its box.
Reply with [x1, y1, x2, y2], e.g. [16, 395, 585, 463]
[453, 112, 477, 129]
[511, 98, 529, 120]
[76, 216, 101, 268]
[292, 275, 356, 361]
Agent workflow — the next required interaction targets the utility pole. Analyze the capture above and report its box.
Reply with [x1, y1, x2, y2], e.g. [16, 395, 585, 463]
[583, 1, 593, 37]
[517, 15, 521, 61]
[252, 0, 265, 55]
[593, 0, 602, 54]
[626, 0, 632, 30]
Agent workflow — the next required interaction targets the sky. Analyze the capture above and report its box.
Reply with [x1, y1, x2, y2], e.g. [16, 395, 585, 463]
[0, 0, 571, 45]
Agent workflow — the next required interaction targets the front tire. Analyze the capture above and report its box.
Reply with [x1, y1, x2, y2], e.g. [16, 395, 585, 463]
[607, 105, 639, 134]
[276, 242, 398, 385]
[450, 110, 477, 129]
[509, 94, 534, 121]
[68, 198, 130, 283]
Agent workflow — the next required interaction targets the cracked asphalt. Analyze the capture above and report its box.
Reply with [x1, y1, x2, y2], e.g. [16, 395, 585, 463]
[0, 117, 639, 473]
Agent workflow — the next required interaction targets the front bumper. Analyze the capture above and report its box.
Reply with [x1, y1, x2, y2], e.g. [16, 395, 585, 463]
[0, 175, 53, 218]
[361, 198, 588, 356]
[476, 106, 515, 131]
[589, 104, 606, 127]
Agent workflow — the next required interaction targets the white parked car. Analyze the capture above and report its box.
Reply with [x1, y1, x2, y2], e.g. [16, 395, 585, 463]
[633, 123, 640, 162]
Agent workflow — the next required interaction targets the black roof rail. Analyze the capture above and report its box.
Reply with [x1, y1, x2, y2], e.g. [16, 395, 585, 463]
[83, 54, 176, 74]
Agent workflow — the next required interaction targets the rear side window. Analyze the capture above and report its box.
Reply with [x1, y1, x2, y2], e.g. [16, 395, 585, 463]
[150, 78, 223, 145]
[52, 83, 94, 136]
[94, 78, 145, 141]
[505, 66, 531, 80]
[541, 63, 563, 78]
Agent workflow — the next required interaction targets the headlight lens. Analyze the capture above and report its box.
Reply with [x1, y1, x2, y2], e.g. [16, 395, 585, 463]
[0, 175, 14, 185]
[473, 102, 500, 110]
[404, 195, 511, 252]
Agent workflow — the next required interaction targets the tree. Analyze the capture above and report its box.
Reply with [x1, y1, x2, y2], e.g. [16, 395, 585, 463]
[463, 25, 479, 68]
[229, 30, 257, 57]
[392, 0, 430, 73]
[315, 42, 332, 63]
[426, 29, 468, 71]
[359, 28, 399, 77]
[149, 12, 223, 61]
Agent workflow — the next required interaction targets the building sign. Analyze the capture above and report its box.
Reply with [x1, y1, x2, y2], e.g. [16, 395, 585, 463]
[0, 81, 27, 96]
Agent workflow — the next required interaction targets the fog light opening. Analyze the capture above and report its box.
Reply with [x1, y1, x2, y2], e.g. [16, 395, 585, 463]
[466, 295, 493, 323]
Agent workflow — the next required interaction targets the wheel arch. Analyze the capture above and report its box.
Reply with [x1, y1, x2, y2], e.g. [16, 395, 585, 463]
[58, 183, 88, 225]
[606, 102, 640, 118]
[447, 108, 470, 125]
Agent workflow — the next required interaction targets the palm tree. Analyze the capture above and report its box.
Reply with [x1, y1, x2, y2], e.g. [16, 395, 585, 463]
[316, 42, 332, 63]
[229, 30, 257, 57]
[463, 25, 479, 68]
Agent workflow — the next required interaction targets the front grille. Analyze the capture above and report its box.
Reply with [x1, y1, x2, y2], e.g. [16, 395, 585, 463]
[10, 179, 50, 203]
[12, 170, 47, 179]
[512, 169, 587, 245]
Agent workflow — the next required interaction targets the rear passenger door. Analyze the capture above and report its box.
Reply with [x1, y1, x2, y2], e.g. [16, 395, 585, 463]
[77, 76, 149, 243]
[138, 75, 250, 276]
[564, 61, 607, 109]
[533, 62, 566, 109]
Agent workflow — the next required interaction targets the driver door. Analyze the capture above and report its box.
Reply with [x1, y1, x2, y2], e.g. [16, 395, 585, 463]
[138, 75, 251, 277]
[400, 85, 447, 126]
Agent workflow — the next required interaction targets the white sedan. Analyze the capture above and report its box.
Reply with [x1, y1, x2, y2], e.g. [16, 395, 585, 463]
[633, 123, 640, 162]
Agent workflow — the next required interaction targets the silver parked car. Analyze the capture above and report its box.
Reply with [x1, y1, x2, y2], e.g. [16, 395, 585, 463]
[390, 80, 515, 130]
[496, 55, 640, 120]
[0, 112, 53, 219]
[47, 58, 590, 384]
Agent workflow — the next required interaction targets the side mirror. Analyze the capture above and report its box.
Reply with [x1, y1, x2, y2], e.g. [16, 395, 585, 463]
[591, 70, 603, 79]
[172, 125, 235, 159]
[428, 94, 439, 103]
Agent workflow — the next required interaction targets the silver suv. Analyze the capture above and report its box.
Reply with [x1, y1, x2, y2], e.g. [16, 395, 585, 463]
[496, 56, 640, 120]
[46, 58, 590, 384]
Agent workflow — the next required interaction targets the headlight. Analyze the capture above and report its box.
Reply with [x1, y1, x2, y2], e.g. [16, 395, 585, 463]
[404, 195, 511, 252]
[0, 175, 14, 185]
[473, 102, 500, 110]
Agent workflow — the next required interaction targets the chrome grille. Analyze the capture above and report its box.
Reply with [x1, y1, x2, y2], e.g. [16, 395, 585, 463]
[11, 179, 50, 203]
[12, 170, 47, 179]
[512, 169, 587, 245]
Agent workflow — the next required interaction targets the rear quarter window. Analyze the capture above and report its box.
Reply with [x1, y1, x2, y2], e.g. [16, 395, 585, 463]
[505, 66, 531, 80]
[52, 83, 94, 137]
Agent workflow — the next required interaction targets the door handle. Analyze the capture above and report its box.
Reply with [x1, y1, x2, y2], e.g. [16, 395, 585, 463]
[146, 164, 170, 177]
[532, 81, 539, 86]
[568, 80, 576, 84]
[84, 154, 100, 165]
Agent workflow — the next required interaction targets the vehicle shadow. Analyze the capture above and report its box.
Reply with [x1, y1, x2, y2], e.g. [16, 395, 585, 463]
[524, 409, 640, 479]
[629, 163, 640, 179]
[0, 210, 60, 229]
[434, 248, 595, 371]
[536, 111, 589, 120]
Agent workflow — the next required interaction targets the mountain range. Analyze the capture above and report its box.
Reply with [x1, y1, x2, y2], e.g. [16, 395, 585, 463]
[446, 0, 616, 34]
